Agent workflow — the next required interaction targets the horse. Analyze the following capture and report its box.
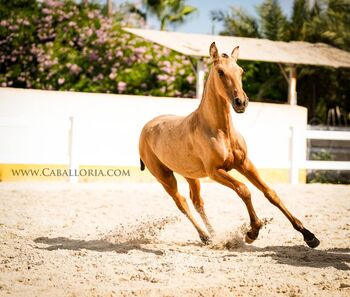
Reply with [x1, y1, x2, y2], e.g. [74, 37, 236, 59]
[138, 42, 320, 248]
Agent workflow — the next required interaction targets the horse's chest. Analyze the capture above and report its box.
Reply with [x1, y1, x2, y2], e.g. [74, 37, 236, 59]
[223, 140, 246, 170]
[222, 152, 235, 171]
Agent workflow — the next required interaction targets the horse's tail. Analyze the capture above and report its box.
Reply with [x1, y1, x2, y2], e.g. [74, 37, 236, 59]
[140, 158, 145, 171]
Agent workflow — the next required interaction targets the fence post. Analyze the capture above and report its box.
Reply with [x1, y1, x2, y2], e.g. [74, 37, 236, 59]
[290, 126, 299, 184]
[68, 116, 78, 183]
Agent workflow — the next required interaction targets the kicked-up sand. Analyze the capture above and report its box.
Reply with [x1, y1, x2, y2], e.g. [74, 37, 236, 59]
[0, 182, 349, 296]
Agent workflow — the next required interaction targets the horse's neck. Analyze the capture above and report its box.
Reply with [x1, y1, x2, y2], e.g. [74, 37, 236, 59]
[197, 72, 233, 134]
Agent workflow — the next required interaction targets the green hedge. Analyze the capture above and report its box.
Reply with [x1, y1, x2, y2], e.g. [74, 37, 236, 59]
[0, 0, 197, 97]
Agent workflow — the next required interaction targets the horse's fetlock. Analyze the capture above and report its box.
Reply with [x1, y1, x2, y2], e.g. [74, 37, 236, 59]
[253, 219, 263, 229]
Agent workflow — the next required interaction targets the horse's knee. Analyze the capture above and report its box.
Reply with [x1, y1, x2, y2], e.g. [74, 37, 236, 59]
[264, 189, 280, 206]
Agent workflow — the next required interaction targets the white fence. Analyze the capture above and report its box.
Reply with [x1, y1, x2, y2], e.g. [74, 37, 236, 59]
[3, 87, 349, 184]
[290, 128, 350, 184]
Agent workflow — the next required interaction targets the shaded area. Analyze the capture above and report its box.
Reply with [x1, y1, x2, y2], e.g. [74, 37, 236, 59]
[226, 245, 350, 271]
[34, 236, 164, 256]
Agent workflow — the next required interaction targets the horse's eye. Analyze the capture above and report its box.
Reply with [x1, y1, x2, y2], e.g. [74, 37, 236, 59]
[218, 69, 224, 77]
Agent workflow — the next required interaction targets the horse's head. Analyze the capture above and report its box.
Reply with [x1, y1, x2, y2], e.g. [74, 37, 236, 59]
[209, 42, 248, 113]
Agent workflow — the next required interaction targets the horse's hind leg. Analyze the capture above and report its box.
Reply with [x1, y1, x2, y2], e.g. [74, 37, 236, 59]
[143, 155, 210, 244]
[159, 173, 211, 244]
[237, 158, 320, 248]
[186, 178, 215, 236]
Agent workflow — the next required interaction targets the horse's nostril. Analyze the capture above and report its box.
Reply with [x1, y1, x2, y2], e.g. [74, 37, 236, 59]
[234, 97, 242, 107]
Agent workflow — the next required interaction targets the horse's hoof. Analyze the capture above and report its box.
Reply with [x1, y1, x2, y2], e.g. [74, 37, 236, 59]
[245, 233, 255, 244]
[305, 236, 320, 248]
[199, 234, 211, 245]
[245, 229, 259, 244]
[302, 228, 320, 248]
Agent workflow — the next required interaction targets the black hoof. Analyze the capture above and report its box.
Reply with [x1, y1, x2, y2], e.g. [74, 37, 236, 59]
[305, 236, 320, 248]
[245, 229, 259, 244]
[245, 233, 255, 244]
[302, 228, 320, 248]
[199, 234, 211, 245]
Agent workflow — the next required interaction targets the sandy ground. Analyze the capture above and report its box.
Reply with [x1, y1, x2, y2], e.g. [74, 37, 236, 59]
[0, 182, 349, 297]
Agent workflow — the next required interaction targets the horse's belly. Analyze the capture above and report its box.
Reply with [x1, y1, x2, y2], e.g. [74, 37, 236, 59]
[157, 146, 207, 178]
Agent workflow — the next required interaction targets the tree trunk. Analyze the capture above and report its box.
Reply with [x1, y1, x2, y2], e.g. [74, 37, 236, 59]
[107, 0, 112, 17]
[160, 18, 166, 30]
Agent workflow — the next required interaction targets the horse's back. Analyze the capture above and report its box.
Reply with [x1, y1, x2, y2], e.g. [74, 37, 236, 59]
[140, 114, 186, 142]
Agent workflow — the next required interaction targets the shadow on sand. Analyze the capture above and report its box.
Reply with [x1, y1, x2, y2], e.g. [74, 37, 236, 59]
[34, 236, 164, 256]
[224, 245, 350, 271]
[34, 237, 349, 271]
[177, 239, 350, 271]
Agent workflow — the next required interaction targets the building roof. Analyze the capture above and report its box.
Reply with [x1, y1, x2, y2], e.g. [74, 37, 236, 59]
[124, 28, 350, 68]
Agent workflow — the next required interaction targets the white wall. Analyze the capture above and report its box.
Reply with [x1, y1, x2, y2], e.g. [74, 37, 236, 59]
[0, 88, 307, 169]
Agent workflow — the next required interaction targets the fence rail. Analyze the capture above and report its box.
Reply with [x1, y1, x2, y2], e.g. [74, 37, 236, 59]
[290, 128, 350, 184]
[1, 115, 349, 184]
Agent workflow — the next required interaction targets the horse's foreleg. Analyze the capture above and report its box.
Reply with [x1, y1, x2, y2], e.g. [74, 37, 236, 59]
[186, 178, 215, 236]
[208, 168, 263, 243]
[237, 158, 320, 248]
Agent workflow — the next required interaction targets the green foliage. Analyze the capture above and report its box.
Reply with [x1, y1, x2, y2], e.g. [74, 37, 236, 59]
[258, 0, 288, 41]
[142, 0, 197, 30]
[0, 0, 196, 97]
[311, 150, 332, 161]
[307, 150, 350, 184]
[211, 8, 260, 38]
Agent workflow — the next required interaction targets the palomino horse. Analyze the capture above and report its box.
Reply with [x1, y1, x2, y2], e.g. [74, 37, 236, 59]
[139, 42, 320, 248]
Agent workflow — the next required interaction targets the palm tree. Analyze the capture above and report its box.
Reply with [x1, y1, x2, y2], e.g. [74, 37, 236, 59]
[143, 0, 197, 30]
[211, 8, 260, 38]
[258, 0, 288, 40]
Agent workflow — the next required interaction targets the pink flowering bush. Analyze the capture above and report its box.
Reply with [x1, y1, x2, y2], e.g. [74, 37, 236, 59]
[0, 0, 196, 97]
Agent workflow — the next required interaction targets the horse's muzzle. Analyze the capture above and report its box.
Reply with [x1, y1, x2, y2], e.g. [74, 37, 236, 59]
[232, 97, 248, 113]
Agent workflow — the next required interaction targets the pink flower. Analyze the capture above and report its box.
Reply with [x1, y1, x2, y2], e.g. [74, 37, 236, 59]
[162, 66, 172, 74]
[174, 90, 181, 97]
[118, 81, 127, 92]
[86, 28, 93, 37]
[187, 76, 195, 84]
[157, 74, 168, 81]
[69, 64, 81, 75]
[58, 78, 65, 85]
[109, 72, 116, 80]
[135, 47, 146, 55]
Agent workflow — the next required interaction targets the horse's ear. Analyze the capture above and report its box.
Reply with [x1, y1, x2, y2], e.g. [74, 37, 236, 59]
[209, 42, 219, 62]
[231, 46, 239, 62]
